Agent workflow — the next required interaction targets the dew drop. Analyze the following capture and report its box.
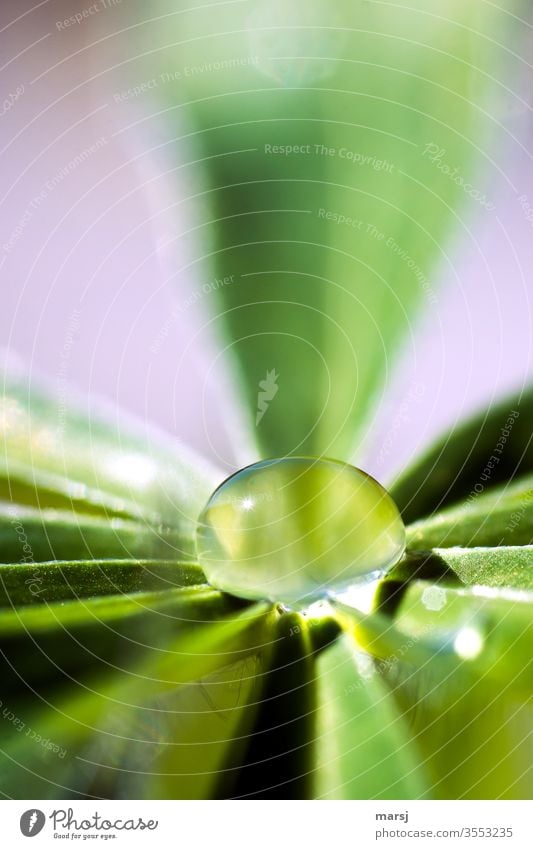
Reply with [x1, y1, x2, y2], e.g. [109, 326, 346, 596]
[196, 457, 406, 608]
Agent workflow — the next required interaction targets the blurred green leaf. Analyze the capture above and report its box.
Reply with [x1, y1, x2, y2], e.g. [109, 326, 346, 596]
[335, 586, 533, 798]
[0, 4, 529, 803]
[314, 633, 430, 799]
[0, 584, 218, 637]
[407, 474, 533, 548]
[392, 579, 533, 697]
[1, 505, 195, 563]
[379, 586, 533, 799]
[378, 631, 533, 799]
[230, 612, 315, 799]
[333, 599, 436, 669]
[0, 603, 272, 798]
[0, 584, 237, 700]
[0, 368, 218, 527]
[149, 0, 513, 457]
[392, 389, 532, 523]
[88, 654, 265, 800]
[335, 579, 533, 699]
[0, 588, 232, 700]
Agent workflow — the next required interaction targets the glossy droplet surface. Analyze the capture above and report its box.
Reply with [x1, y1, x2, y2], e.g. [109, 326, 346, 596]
[196, 457, 406, 607]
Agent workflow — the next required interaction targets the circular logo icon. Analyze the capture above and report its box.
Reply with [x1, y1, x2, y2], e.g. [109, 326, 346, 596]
[20, 810, 45, 837]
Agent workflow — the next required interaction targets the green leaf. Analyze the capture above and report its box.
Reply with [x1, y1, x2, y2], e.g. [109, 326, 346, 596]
[332, 599, 435, 670]
[0, 586, 230, 695]
[1, 505, 195, 564]
[335, 588, 533, 798]
[379, 650, 533, 799]
[146, 0, 511, 457]
[379, 584, 533, 801]
[0, 368, 218, 527]
[0, 559, 206, 606]
[378, 546, 533, 606]
[0, 603, 273, 798]
[392, 579, 533, 697]
[314, 633, 430, 799]
[406, 474, 533, 548]
[430, 546, 533, 591]
[230, 612, 315, 799]
[391, 389, 532, 523]
[0, 585, 220, 638]
[87, 654, 265, 800]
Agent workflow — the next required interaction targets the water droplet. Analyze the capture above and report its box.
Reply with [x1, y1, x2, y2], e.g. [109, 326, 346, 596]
[196, 457, 406, 608]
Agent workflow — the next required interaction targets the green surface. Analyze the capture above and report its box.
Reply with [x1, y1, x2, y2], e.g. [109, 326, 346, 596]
[0, 1, 529, 801]
[148, 0, 509, 458]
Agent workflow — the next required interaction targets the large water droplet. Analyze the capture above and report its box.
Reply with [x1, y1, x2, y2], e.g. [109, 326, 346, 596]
[196, 457, 406, 608]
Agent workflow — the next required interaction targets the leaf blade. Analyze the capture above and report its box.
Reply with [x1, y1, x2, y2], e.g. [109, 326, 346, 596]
[1, 505, 195, 564]
[0, 559, 206, 607]
[0, 367, 218, 527]
[406, 474, 533, 549]
[314, 633, 430, 799]
[147, 0, 513, 457]
[391, 390, 532, 523]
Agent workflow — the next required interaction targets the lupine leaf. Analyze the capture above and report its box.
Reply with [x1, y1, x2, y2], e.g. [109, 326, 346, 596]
[0, 368, 218, 527]
[0, 3, 528, 804]
[429, 546, 533, 591]
[381, 649, 533, 799]
[145, 0, 510, 458]
[0, 604, 272, 798]
[89, 654, 265, 800]
[406, 474, 533, 549]
[334, 588, 533, 798]
[391, 389, 532, 523]
[0, 586, 232, 698]
[0, 584, 219, 637]
[314, 633, 430, 799]
[1, 505, 195, 563]
[0, 559, 206, 606]
[392, 579, 533, 697]
[334, 583, 533, 801]
[230, 613, 315, 799]
[379, 546, 533, 601]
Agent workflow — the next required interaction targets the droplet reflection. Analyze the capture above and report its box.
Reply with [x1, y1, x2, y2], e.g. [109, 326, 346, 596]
[196, 457, 406, 607]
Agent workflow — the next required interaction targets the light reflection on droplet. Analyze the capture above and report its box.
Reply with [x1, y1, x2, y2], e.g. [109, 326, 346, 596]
[332, 575, 382, 615]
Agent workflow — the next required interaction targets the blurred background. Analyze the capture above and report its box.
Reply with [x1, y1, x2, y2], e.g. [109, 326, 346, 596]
[1, 0, 532, 478]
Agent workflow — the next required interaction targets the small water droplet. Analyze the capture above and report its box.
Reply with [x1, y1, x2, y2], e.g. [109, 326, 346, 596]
[196, 457, 406, 608]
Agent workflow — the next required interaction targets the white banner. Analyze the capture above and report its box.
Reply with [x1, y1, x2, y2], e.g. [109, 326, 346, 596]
[1, 800, 530, 848]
